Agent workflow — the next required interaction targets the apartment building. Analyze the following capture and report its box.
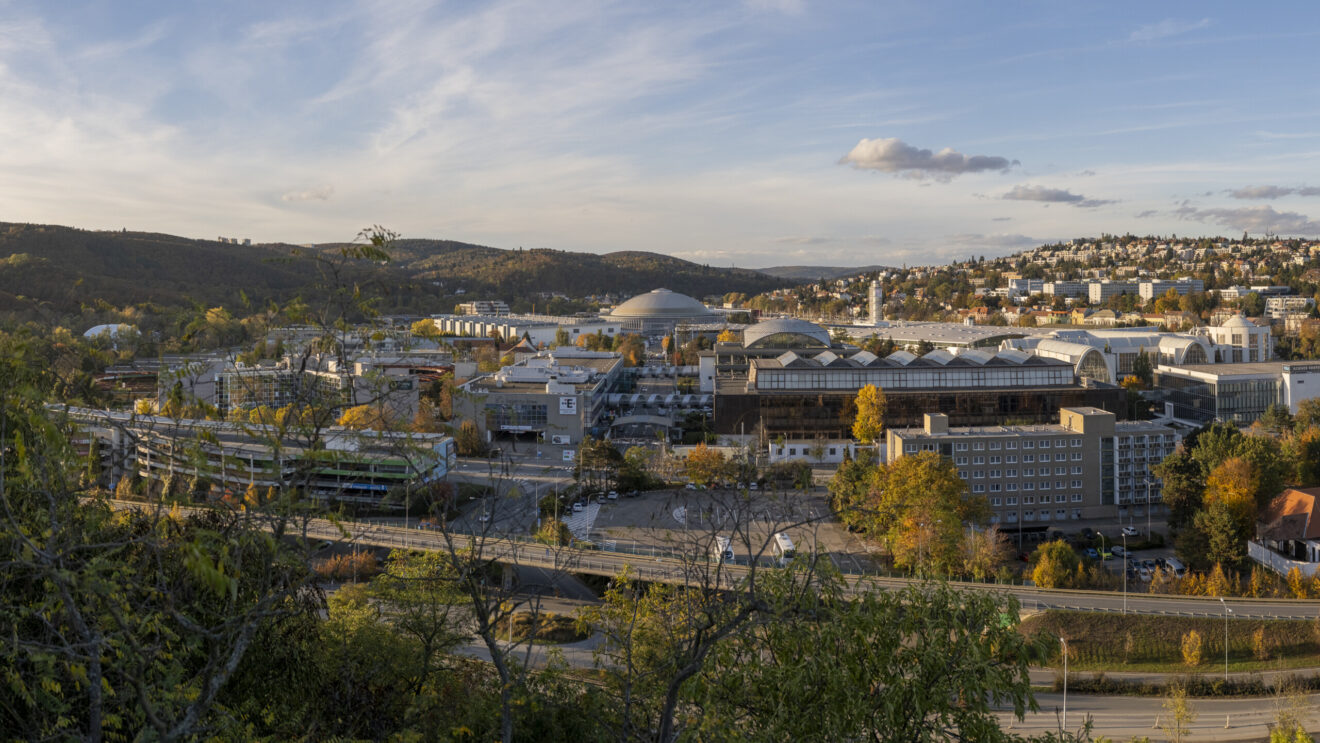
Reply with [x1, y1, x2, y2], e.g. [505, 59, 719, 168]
[887, 408, 1175, 544]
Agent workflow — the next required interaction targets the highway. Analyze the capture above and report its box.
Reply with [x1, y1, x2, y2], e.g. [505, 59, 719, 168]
[105, 498, 1320, 619]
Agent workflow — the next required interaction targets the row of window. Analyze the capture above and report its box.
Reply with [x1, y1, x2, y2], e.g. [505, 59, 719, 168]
[954, 453, 1081, 464]
[970, 480, 1083, 493]
[990, 509, 1083, 523]
[961, 467, 1084, 478]
[990, 494, 1083, 506]
[952, 438, 1083, 451]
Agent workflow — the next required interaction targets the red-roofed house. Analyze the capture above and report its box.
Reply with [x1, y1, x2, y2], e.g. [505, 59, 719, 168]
[1250, 487, 1320, 576]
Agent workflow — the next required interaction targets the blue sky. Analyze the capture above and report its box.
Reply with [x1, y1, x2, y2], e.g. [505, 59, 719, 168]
[3, 1, 1320, 267]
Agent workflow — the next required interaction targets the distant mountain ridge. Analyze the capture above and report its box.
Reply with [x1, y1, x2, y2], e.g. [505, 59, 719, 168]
[0, 223, 789, 322]
[757, 264, 893, 281]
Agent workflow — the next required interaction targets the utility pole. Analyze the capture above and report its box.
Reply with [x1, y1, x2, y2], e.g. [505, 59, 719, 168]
[1060, 636, 1068, 734]
[1219, 597, 1231, 681]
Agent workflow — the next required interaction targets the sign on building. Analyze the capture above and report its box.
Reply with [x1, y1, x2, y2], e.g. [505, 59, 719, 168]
[559, 396, 578, 415]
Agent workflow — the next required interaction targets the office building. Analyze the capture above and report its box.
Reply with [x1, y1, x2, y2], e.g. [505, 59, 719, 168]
[1088, 280, 1140, 304]
[887, 409, 1175, 543]
[1153, 361, 1320, 424]
[1138, 279, 1204, 302]
[65, 407, 454, 504]
[454, 349, 624, 445]
[456, 300, 511, 316]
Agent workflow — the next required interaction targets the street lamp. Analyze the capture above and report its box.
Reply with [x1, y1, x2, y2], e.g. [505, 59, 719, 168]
[1144, 477, 1153, 539]
[1121, 531, 1127, 615]
[1219, 597, 1231, 682]
[1059, 636, 1068, 734]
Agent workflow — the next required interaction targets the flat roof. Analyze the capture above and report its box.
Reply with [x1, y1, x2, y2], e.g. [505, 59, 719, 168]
[1157, 361, 1301, 377]
[826, 320, 1052, 345]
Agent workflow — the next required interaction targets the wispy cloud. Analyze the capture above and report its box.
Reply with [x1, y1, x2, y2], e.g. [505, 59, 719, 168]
[1174, 204, 1320, 235]
[839, 137, 1017, 181]
[1002, 184, 1115, 208]
[1129, 18, 1211, 43]
[281, 185, 334, 202]
[1227, 185, 1320, 199]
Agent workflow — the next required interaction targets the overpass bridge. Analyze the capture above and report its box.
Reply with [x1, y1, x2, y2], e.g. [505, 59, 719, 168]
[106, 499, 1320, 621]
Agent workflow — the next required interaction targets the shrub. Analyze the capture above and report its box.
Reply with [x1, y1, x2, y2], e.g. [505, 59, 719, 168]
[1253, 626, 1273, 661]
[1181, 630, 1203, 667]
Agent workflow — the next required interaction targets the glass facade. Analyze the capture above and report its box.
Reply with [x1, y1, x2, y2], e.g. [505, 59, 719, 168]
[485, 402, 549, 431]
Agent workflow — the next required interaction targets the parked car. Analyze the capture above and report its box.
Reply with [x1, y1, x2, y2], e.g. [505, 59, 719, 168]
[478, 510, 491, 523]
[1140, 559, 1156, 571]
[1138, 566, 1152, 582]
[685, 483, 698, 490]
[748, 482, 759, 491]
[1084, 547, 1099, 559]
[572, 502, 584, 513]
[1122, 526, 1140, 538]
[607, 490, 618, 500]
[1112, 546, 1127, 557]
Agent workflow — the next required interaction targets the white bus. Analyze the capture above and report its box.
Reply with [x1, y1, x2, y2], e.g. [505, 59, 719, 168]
[772, 532, 797, 566]
[711, 536, 734, 564]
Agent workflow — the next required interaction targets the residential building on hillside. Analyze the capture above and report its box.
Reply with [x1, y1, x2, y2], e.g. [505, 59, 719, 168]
[886, 409, 1175, 545]
[1137, 279, 1204, 301]
[1087, 280, 1140, 303]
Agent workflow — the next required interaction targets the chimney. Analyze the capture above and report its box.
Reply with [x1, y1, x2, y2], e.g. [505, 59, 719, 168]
[923, 413, 948, 435]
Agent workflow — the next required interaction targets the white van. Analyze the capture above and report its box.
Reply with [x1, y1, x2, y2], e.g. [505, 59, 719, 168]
[711, 536, 735, 564]
[1163, 557, 1186, 577]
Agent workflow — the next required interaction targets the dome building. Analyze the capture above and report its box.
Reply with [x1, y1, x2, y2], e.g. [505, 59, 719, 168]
[607, 288, 716, 337]
[742, 317, 832, 349]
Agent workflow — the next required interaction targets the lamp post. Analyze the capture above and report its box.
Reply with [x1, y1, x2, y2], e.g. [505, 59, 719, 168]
[1121, 531, 1127, 615]
[1059, 636, 1068, 734]
[1144, 477, 1152, 538]
[1219, 597, 1231, 682]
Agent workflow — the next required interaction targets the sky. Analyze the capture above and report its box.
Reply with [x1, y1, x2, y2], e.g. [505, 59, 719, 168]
[3, 1, 1320, 268]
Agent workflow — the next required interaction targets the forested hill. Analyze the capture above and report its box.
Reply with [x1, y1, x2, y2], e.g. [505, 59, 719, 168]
[0, 223, 789, 323]
[345, 239, 789, 299]
[758, 264, 893, 281]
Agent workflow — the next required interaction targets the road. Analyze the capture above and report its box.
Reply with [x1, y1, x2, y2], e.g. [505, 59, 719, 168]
[104, 498, 1320, 620]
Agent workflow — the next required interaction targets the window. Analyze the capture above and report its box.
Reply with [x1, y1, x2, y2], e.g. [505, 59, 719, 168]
[990, 483, 1001, 492]
[1006, 455, 1018, 464]
[989, 441, 1002, 450]
[973, 470, 985, 479]
[1006, 512, 1018, 523]
[1006, 497, 1018, 506]
[972, 484, 985, 493]
[1040, 510, 1050, 521]
[973, 442, 985, 451]
[1056, 509, 1066, 519]
[989, 469, 1002, 478]
[955, 456, 968, 465]
[973, 456, 985, 465]
[1006, 441, 1018, 450]
[1039, 440, 1050, 449]
[989, 455, 1002, 464]
[1055, 467, 1066, 475]
[1055, 453, 1067, 462]
[1071, 493, 1083, 502]
[1055, 494, 1066, 504]
[1023, 454, 1035, 463]
[1024, 468, 1035, 477]
[1071, 452, 1082, 461]
[1006, 469, 1018, 477]
[955, 442, 968, 452]
[829, 448, 836, 455]
[1023, 482, 1035, 491]
[991, 497, 1002, 507]
[1072, 509, 1081, 519]
[1023, 441, 1035, 449]
[1071, 466, 1082, 475]
[1071, 479, 1082, 488]
[958, 471, 968, 480]
[1006, 483, 1018, 491]
[789, 447, 797, 455]
[904, 444, 918, 454]
[1071, 438, 1082, 448]
[1024, 496, 1036, 505]
[1024, 511, 1036, 521]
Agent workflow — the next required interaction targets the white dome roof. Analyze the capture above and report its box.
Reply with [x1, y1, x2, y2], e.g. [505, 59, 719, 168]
[742, 317, 831, 348]
[1220, 315, 1253, 328]
[610, 288, 714, 319]
[83, 323, 134, 339]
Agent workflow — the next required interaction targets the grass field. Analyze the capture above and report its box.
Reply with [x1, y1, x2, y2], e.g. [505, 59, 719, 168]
[1021, 611, 1320, 673]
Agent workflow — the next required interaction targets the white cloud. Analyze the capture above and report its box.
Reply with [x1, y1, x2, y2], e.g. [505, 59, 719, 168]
[1174, 204, 1320, 235]
[1129, 18, 1210, 43]
[839, 137, 1017, 180]
[1228, 185, 1320, 199]
[281, 185, 334, 202]
[1002, 184, 1115, 208]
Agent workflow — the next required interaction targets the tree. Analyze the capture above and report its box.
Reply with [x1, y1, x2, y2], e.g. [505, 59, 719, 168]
[1296, 398, 1320, 430]
[1256, 403, 1294, 436]
[337, 403, 395, 431]
[1132, 349, 1154, 387]
[1031, 539, 1081, 588]
[872, 453, 986, 575]
[1180, 630, 1204, 667]
[455, 419, 486, 456]
[961, 526, 1014, 582]
[1203, 456, 1258, 526]
[684, 442, 730, 486]
[409, 318, 439, 341]
[1162, 684, 1198, 743]
[716, 329, 738, 343]
[851, 383, 886, 454]
[552, 327, 571, 347]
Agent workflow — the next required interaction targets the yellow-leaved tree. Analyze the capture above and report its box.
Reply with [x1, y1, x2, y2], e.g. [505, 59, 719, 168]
[851, 384, 886, 461]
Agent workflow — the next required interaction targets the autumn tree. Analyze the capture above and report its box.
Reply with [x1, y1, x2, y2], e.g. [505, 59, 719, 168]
[851, 383, 887, 458]
[455, 419, 486, 456]
[870, 452, 987, 576]
[684, 442, 730, 486]
[1031, 539, 1081, 589]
